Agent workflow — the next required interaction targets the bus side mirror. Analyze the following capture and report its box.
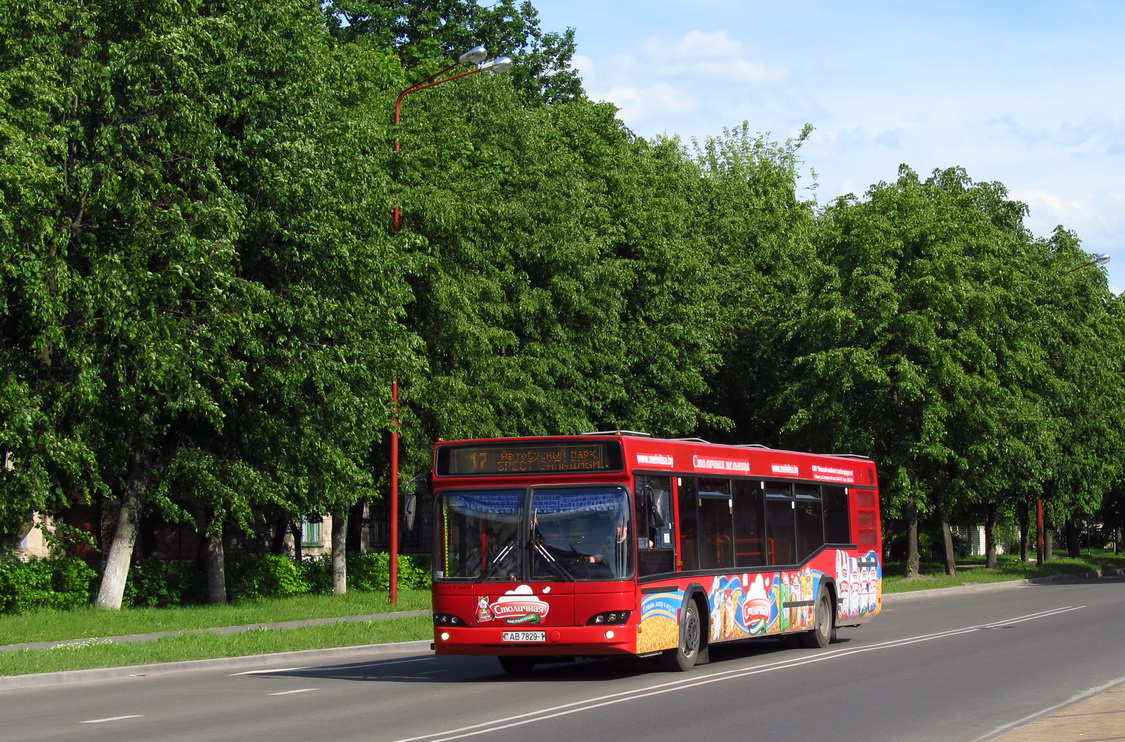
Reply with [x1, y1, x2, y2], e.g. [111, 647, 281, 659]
[403, 494, 417, 532]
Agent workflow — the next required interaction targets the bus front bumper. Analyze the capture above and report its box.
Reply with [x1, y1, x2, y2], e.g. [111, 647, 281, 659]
[432, 625, 636, 657]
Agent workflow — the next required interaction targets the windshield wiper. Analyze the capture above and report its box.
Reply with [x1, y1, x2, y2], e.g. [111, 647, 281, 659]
[531, 538, 575, 581]
[479, 535, 518, 581]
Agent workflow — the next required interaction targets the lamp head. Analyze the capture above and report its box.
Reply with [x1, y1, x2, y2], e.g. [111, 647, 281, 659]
[480, 56, 513, 73]
[458, 45, 488, 65]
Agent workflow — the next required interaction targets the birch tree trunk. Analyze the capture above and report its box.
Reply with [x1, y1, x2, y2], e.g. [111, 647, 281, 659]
[206, 524, 227, 604]
[95, 442, 153, 610]
[332, 509, 347, 595]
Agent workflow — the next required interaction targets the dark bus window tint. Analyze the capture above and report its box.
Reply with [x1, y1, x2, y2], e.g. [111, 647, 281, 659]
[636, 476, 674, 576]
[823, 486, 852, 544]
[795, 485, 823, 562]
[678, 478, 699, 571]
[733, 480, 766, 567]
[764, 482, 796, 566]
[697, 478, 732, 570]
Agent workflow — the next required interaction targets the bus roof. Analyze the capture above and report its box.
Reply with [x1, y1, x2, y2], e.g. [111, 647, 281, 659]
[432, 434, 877, 487]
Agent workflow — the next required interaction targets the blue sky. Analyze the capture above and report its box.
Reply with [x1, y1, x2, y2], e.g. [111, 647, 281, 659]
[530, 0, 1125, 291]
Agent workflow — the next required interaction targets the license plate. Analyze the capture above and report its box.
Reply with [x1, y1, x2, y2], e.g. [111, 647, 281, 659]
[502, 631, 546, 643]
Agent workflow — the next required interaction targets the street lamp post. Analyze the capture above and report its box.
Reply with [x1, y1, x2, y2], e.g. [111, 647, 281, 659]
[388, 46, 512, 604]
[1036, 252, 1112, 567]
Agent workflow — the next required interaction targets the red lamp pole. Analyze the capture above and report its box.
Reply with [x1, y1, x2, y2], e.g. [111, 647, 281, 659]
[388, 47, 511, 604]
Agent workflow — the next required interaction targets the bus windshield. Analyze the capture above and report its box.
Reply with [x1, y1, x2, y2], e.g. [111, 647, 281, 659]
[435, 485, 633, 582]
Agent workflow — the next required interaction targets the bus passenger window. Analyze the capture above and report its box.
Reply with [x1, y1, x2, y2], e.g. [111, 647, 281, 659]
[733, 480, 766, 567]
[697, 478, 733, 570]
[764, 483, 796, 566]
[636, 476, 674, 576]
[823, 486, 851, 544]
[795, 485, 823, 561]
[678, 478, 699, 571]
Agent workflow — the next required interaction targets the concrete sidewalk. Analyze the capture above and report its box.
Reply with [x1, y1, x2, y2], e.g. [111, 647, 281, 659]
[988, 677, 1125, 741]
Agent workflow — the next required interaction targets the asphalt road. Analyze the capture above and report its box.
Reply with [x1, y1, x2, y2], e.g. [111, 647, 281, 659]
[2, 577, 1123, 742]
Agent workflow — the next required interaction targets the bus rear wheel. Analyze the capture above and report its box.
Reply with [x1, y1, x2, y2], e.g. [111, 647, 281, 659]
[661, 600, 701, 672]
[800, 587, 836, 649]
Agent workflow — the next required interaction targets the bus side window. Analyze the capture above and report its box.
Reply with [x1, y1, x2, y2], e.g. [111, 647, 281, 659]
[678, 478, 699, 571]
[697, 477, 733, 571]
[795, 485, 823, 561]
[764, 483, 796, 566]
[822, 486, 851, 544]
[733, 480, 767, 567]
[637, 476, 674, 576]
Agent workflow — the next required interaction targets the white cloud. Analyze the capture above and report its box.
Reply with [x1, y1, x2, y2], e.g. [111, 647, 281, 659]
[600, 83, 699, 129]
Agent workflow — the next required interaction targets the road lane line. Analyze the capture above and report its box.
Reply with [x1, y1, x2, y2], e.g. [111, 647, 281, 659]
[268, 688, 318, 696]
[231, 656, 434, 677]
[81, 715, 143, 724]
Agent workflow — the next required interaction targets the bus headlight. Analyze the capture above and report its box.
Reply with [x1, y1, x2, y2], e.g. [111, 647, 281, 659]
[433, 613, 467, 627]
[439, 631, 451, 641]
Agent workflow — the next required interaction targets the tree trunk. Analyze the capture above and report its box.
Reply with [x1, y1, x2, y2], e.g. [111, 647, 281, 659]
[346, 501, 366, 554]
[291, 521, 303, 561]
[206, 523, 227, 604]
[271, 519, 290, 554]
[984, 503, 998, 569]
[905, 495, 920, 579]
[332, 509, 347, 595]
[95, 441, 153, 610]
[1065, 520, 1081, 559]
[940, 511, 956, 577]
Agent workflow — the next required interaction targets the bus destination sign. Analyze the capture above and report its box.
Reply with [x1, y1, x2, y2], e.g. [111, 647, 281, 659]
[439, 441, 622, 476]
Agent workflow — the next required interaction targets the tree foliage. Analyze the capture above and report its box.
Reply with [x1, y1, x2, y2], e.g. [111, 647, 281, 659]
[3, 0, 1124, 599]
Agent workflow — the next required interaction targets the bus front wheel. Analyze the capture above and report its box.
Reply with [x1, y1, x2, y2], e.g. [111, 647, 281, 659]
[801, 587, 836, 649]
[661, 601, 701, 672]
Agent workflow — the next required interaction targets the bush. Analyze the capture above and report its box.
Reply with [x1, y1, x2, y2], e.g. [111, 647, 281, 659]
[227, 553, 313, 601]
[348, 552, 431, 591]
[301, 555, 332, 595]
[123, 558, 206, 608]
[0, 556, 96, 614]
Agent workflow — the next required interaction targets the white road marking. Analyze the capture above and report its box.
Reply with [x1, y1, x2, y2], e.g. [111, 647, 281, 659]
[231, 656, 434, 677]
[81, 715, 143, 724]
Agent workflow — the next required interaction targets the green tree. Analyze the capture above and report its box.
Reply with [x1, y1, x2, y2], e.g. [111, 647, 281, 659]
[386, 73, 726, 474]
[0, 0, 406, 605]
[687, 123, 822, 446]
[324, 0, 582, 104]
[1030, 229, 1123, 558]
[787, 167, 1052, 577]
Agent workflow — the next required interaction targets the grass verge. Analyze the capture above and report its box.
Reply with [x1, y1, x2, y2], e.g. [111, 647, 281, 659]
[0, 615, 431, 676]
[882, 550, 1125, 592]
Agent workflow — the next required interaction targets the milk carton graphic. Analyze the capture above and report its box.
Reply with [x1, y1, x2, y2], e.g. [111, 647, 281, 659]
[849, 558, 860, 618]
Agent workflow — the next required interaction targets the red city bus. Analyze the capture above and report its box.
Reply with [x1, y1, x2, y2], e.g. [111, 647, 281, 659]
[430, 433, 882, 674]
